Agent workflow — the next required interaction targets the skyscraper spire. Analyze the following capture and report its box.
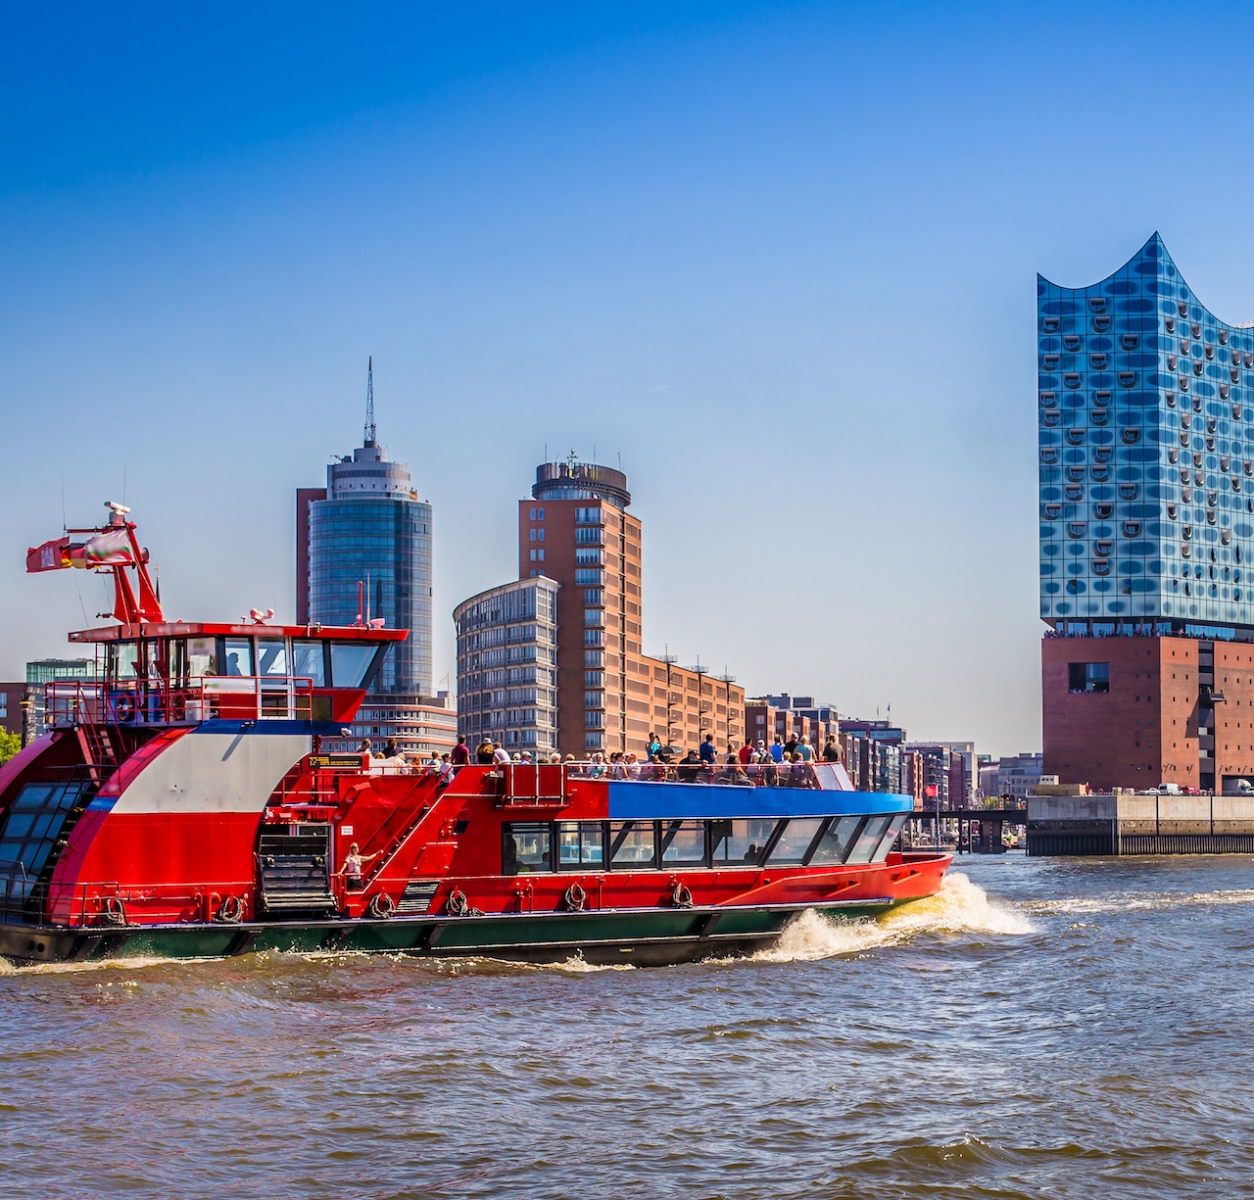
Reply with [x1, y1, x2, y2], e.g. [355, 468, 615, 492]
[364, 356, 377, 447]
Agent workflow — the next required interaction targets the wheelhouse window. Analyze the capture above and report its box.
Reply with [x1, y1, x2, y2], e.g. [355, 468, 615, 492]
[557, 821, 604, 868]
[710, 818, 775, 866]
[660, 820, 705, 867]
[809, 816, 863, 864]
[187, 637, 216, 678]
[502, 822, 552, 874]
[845, 815, 893, 865]
[108, 641, 139, 681]
[609, 821, 656, 868]
[766, 818, 825, 864]
[330, 641, 377, 688]
[224, 638, 253, 677]
[291, 640, 326, 687]
[257, 638, 288, 676]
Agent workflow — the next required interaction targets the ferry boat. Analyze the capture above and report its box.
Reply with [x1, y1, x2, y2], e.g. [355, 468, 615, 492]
[0, 505, 952, 966]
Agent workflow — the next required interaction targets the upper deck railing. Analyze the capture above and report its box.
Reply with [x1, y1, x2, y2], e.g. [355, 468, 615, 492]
[44, 676, 315, 728]
[565, 760, 850, 790]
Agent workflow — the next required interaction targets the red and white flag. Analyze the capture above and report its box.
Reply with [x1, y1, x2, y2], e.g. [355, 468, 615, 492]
[25, 536, 71, 572]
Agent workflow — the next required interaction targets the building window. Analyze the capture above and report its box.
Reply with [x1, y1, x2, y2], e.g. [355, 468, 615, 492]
[1068, 663, 1110, 694]
[538, 529, 545, 541]
[529, 529, 536, 541]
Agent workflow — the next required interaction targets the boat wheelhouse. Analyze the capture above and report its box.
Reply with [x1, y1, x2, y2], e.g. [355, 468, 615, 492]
[0, 506, 950, 965]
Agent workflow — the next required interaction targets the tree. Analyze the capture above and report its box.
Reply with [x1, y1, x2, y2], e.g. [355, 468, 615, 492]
[0, 729, 21, 766]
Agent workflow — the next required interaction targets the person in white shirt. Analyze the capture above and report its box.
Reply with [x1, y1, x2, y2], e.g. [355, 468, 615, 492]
[492, 742, 512, 765]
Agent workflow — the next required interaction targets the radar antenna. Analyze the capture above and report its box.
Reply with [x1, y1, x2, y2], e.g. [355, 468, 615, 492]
[364, 356, 376, 447]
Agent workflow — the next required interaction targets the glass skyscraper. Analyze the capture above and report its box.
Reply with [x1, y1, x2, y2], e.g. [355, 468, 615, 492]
[306, 394, 433, 696]
[1039, 233, 1254, 630]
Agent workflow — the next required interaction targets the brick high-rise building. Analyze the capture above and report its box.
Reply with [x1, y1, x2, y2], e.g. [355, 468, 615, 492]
[519, 457, 745, 758]
[457, 456, 745, 758]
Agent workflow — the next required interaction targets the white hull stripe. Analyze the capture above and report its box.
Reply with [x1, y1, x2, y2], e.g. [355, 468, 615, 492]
[109, 731, 312, 815]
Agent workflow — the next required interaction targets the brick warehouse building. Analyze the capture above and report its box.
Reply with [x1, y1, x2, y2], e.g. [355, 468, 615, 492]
[1039, 234, 1254, 792]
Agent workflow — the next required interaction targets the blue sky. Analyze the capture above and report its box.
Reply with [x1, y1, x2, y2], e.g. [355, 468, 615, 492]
[4, 1, 1254, 756]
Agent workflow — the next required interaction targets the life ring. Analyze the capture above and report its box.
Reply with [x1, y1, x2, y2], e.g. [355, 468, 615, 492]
[112, 693, 135, 723]
[671, 883, 694, 909]
[563, 882, 587, 913]
[102, 896, 128, 926]
[213, 894, 245, 924]
[367, 891, 396, 919]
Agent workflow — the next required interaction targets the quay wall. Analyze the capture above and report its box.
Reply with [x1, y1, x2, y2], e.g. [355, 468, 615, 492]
[1027, 794, 1254, 856]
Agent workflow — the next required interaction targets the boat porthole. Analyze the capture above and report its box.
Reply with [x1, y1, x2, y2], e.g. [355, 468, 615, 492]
[36, 943, 45, 953]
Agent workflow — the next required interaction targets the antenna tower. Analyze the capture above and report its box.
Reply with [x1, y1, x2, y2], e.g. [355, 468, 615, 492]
[364, 356, 376, 446]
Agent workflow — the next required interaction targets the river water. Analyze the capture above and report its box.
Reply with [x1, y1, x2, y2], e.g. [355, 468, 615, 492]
[3, 854, 1254, 1198]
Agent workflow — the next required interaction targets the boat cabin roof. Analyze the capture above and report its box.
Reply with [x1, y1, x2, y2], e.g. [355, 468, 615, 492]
[67, 622, 407, 645]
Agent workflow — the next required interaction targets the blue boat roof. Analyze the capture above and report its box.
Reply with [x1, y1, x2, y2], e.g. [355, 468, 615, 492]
[606, 781, 913, 820]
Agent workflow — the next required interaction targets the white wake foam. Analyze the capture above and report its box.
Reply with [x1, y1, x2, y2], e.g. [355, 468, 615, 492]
[752, 871, 1036, 963]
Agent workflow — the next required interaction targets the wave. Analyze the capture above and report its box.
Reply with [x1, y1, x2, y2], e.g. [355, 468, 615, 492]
[1027, 887, 1254, 917]
[0, 954, 188, 976]
[752, 871, 1036, 963]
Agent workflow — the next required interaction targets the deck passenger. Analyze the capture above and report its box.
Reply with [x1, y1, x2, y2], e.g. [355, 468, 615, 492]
[677, 750, 702, 782]
[502, 832, 520, 875]
[823, 736, 841, 763]
[492, 742, 512, 765]
[338, 842, 381, 891]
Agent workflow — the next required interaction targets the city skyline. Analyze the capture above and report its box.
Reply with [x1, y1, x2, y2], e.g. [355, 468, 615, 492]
[8, 5, 1254, 758]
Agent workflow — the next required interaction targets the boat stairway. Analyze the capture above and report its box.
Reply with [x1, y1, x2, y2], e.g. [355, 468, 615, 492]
[256, 824, 337, 914]
[75, 723, 119, 787]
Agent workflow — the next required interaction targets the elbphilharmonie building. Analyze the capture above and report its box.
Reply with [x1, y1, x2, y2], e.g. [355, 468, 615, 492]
[1039, 233, 1254, 629]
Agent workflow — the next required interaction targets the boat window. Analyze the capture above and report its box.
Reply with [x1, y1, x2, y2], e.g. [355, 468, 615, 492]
[869, 814, 908, 863]
[660, 820, 705, 867]
[808, 815, 864, 864]
[330, 641, 377, 688]
[291, 640, 326, 687]
[766, 818, 825, 864]
[257, 638, 288, 677]
[710, 818, 775, 866]
[502, 822, 552, 874]
[188, 637, 216, 678]
[144, 639, 168, 681]
[609, 820, 656, 868]
[109, 641, 139, 681]
[0, 782, 86, 909]
[845, 816, 893, 865]
[557, 821, 604, 868]
[224, 638, 253, 677]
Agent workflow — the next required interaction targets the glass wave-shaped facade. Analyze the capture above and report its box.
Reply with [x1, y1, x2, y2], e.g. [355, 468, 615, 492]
[1039, 233, 1254, 628]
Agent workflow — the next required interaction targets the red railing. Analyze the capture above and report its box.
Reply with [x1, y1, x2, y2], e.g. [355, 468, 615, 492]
[44, 676, 315, 728]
